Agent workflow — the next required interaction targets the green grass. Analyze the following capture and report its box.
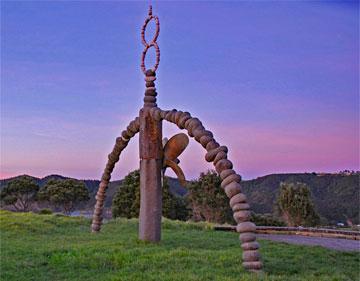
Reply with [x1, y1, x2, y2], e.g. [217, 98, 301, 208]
[0, 210, 358, 281]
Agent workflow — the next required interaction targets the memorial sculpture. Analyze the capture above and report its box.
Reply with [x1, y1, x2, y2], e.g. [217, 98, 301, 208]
[91, 6, 262, 272]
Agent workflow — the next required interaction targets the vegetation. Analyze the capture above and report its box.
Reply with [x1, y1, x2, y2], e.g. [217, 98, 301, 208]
[250, 213, 286, 227]
[0, 176, 39, 211]
[0, 174, 103, 209]
[241, 173, 359, 225]
[112, 170, 189, 220]
[162, 177, 189, 221]
[276, 182, 319, 227]
[1, 210, 359, 281]
[38, 208, 53, 215]
[1, 172, 359, 225]
[187, 170, 234, 224]
[112, 170, 140, 218]
[37, 179, 89, 214]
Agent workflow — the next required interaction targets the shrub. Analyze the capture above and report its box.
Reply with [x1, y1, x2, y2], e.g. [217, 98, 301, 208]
[38, 208, 53, 215]
[112, 170, 189, 220]
[250, 213, 286, 226]
[186, 170, 234, 224]
[276, 182, 320, 226]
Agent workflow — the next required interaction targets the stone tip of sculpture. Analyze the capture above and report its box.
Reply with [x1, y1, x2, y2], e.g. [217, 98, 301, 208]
[145, 69, 156, 77]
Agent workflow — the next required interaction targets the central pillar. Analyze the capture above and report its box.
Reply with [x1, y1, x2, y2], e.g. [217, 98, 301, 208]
[138, 70, 163, 242]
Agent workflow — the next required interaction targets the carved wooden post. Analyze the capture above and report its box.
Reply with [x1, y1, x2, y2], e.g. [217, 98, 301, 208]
[139, 70, 163, 242]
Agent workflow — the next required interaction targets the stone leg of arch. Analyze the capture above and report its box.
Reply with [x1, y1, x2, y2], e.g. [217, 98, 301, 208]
[91, 117, 140, 233]
[151, 108, 263, 272]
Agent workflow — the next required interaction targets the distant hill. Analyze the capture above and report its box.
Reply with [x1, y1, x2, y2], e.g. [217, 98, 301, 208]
[1, 172, 358, 224]
[241, 173, 359, 225]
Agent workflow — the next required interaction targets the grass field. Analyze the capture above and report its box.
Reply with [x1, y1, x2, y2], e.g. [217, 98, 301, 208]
[0, 210, 359, 281]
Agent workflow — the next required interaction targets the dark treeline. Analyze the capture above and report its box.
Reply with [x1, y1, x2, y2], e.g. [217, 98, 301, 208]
[1, 171, 359, 226]
[111, 170, 320, 227]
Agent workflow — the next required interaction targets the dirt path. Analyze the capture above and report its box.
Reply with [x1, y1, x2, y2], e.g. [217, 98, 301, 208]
[258, 234, 360, 252]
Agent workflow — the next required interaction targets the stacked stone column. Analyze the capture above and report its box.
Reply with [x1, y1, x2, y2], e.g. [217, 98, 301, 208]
[91, 117, 140, 232]
[148, 108, 262, 272]
[143, 69, 158, 108]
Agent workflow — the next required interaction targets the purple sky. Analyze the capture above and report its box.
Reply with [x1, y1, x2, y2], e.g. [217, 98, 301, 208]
[1, 1, 359, 180]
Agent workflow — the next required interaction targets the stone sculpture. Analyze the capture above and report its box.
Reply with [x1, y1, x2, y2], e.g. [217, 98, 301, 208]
[91, 6, 262, 272]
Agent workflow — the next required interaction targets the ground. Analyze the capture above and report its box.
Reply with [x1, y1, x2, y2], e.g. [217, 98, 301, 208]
[0, 210, 359, 281]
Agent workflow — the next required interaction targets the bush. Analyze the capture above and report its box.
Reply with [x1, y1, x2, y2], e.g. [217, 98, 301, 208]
[112, 170, 189, 220]
[250, 213, 286, 226]
[186, 170, 234, 224]
[38, 208, 53, 215]
[276, 182, 320, 226]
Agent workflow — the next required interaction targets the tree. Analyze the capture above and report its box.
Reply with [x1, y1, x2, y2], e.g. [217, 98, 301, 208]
[38, 179, 89, 214]
[186, 170, 234, 224]
[162, 177, 189, 221]
[112, 170, 189, 220]
[112, 170, 141, 219]
[276, 182, 320, 226]
[0, 176, 39, 211]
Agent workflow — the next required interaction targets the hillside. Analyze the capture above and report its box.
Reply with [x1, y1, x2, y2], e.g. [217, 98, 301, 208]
[1, 210, 359, 281]
[241, 173, 359, 224]
[1, 173, 358, 224]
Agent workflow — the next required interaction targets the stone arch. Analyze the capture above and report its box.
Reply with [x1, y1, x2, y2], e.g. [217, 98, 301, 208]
[91, 116, 140, 232]
[149, 107, 262, 271]
[91, 107, 262, 272]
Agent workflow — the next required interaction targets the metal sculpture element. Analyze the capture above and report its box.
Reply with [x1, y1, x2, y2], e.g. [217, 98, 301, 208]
[91, 6, 263, 272]
[163, 133, 189, 186]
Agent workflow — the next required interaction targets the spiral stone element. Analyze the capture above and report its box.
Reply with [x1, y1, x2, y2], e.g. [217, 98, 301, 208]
[91, 117, 140, 232]
[140, 5, 160, 74]
[148, 108, 263, 272]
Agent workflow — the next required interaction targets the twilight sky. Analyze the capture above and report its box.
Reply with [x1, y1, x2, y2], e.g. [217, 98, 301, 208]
[1, 1, 359, 180]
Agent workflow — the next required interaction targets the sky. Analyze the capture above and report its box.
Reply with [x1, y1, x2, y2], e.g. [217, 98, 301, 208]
[1, 1, 359, 181]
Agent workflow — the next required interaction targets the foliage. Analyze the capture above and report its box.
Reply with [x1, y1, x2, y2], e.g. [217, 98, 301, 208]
[162, 177, 190, 221]
[0, 176, 39, 211]
[37, 179, 89, 214]
[112, 170, 189, 220]
[186, 170, 234, 224]
[276, 182, 320, 227]
[2, 172, 358, 225]
[112, 170, 141, 219]
[250, 212, 286, 227]
[241, 173, 359, 225]
[38, 208, 53, 215]
[1, 210, 359, 281]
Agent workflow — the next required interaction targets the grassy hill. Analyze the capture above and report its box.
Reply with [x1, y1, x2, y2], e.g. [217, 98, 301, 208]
[1, 210, 359, 281]
[1, 173, 358, 224]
